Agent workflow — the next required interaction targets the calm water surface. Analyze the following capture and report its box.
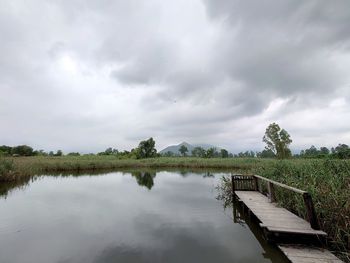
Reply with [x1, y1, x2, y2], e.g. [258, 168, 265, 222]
[0, 171, 288, 263]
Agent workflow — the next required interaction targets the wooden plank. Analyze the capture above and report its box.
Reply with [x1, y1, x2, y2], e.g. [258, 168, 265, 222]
[260, 221, 315, 229]
[253, 175, 307, 194]
[261, 225, 327, 236]
[279, 245, 343, 263]
[235, 191, 327, 236]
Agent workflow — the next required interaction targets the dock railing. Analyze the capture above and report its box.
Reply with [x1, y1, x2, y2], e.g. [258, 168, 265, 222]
[231, 174, 320, 230]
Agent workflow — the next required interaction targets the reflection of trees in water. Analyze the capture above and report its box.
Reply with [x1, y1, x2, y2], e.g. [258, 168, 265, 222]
[131, 171, 156, 190]
[131, 170, 216, 189]
[179, 170, 189, 177]
[203, 172, 214, 178]
[0, 176, 33, 199]
[1, 169, 221, 197]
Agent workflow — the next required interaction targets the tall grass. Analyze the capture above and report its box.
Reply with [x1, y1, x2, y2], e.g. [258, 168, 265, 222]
[7, 156, 263, 176]
[0, 158, 15, 181]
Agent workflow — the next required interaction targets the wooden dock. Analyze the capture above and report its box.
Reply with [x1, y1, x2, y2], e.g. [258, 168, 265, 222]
[231, 174, 343, 263]
[279, 245, 343, 263]
[235, 191, 326, 237]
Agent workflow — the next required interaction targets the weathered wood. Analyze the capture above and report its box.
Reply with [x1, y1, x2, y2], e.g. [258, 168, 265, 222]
[267, 182, 276, 202]
[235, 191, 326, 237]
[253, 174, 307, 194]
[232, 174, 321, 231]
[231, 175, 235, 201]
[303, 193, 320, 230]
[253, 176, 258, 191]
[231, 176, 340, 263]
[260, 225, 327, 236]
[279, 244, 343, 263]
[233, 174, 320, 228]
[231, 175, 256, 190]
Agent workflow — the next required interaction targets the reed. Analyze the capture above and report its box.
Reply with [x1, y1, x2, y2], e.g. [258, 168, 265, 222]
[6, 156, 264, 176]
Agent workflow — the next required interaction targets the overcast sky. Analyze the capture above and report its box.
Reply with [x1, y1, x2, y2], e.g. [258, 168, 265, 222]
[1, 0, 350, 153]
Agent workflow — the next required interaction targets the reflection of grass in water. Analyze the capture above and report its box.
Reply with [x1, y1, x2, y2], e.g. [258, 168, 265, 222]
[0, 175, 34, 198]
[0, 157, 33, 198]
[0, 156, 254, 196]
[0, 166, 226, 201]
[216, 159, 350, 262]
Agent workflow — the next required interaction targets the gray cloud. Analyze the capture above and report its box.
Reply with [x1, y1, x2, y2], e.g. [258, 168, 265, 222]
[0, 0, 349, 153]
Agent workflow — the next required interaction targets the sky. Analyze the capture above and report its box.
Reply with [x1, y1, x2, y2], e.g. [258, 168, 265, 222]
[1, 0, 350, 153]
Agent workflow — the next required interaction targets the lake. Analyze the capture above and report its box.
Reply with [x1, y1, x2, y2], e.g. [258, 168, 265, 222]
[0, 170, 288, 263]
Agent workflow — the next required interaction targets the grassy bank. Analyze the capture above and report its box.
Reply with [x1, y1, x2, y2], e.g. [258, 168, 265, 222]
[1, 156, 267, 178]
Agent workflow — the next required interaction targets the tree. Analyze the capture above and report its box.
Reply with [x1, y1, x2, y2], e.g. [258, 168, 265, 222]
[104, 147, 113, 155]
[304, 145, 318, 156]
[191, 146, 205, 157]
[205, 147, 217, 158]
[179, 145, 188, 157]
[257, 149, 276, 158]
[37, 150, 48, 156]
[98, 147, 119, 156]
[163, 151, 174, 157]
[0, 145, 12, 156]
[298, 145, 330, 158]
[136, 137, 157, 159]
[11, 145, 34, 156]
[220, 149, 229, 158]
[263, 123, 292, 159]
[320, 147, 330, 155]
[54, 150, 63, 156]
[67, 152, 80, 156]
[333, 144, 350, 159]
[236, 151, 255, 158]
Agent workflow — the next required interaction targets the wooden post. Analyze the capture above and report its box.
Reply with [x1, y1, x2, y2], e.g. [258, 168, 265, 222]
[253, 176, 258, 191]
[267, 182, 276, 202]
[303, 193, 320, 230]
[233, 204, 237, 223]
[231, 175, 236, 201]
[232, 198, 238, 223]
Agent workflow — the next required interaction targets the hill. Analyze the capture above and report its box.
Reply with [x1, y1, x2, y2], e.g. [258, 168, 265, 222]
[159, 142, 220, 156]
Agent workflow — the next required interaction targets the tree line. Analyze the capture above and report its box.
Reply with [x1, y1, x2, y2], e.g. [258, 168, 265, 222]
[1, 123, 349, 159]
[0, 138, 158, 159]
[162, 146, 232, 158]
[0, 145, 63, 157]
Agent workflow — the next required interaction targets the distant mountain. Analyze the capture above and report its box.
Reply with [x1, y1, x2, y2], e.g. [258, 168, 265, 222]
[160, 142, 220, 155]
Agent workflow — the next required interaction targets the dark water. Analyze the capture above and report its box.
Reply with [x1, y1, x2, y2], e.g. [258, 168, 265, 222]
[0, 171, 288, 263]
